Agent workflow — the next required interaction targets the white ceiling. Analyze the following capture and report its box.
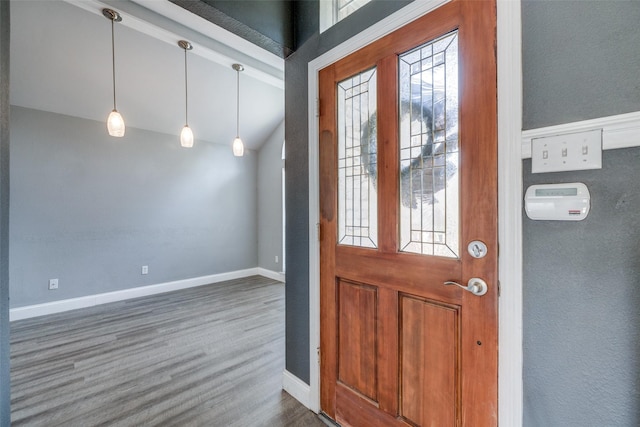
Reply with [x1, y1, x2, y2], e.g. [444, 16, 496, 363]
[10, 0, 285, 151]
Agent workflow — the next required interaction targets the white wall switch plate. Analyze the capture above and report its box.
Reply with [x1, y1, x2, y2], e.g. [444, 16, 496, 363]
[48, 279, 59, 290]
[531, 129, 602, 173]
[141, 265, 148, 275]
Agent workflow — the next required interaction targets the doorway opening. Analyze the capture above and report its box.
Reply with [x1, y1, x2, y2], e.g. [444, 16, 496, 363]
[282, 141, 286, 274]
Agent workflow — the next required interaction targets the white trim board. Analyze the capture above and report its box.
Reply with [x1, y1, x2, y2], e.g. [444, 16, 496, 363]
[497, 0, 524, 425]
[9, 268, 280, 321]
[521, 111, 640, 159]
[304, 0, 524, 425]
[282, 370, 311, 409]
[256, 268, 286, 283]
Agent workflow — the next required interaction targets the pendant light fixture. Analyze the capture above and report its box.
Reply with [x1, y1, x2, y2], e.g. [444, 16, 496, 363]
[102, 8, 125, 137]
[232, 63, 245, 157]
[178, 40, 194, 148]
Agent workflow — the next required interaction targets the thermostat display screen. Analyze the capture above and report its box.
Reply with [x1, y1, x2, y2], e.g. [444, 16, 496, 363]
[535, 188, 578, 197]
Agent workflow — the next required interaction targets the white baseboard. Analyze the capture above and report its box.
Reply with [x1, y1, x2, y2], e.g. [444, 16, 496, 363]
[521, 110, 640, 159]
[282, 370, 311, 410]
[256, 267, 285, 283]
[9, 268, 274, 321]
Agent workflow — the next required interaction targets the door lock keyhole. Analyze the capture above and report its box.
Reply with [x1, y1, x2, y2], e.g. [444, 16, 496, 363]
[467, 240, 487, 259]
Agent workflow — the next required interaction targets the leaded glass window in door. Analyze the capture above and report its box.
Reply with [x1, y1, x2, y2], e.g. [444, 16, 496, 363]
[399, 31, 459, 258]
[337, 67, 378, 248]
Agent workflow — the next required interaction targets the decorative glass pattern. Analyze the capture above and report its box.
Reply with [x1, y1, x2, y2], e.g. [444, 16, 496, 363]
[338, 68, 378, 248]
[336, 0, 372, 22]
[399, 32, 459, 258]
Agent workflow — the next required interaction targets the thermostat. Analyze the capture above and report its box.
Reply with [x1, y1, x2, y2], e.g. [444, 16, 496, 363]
[525, 183, 590, 221]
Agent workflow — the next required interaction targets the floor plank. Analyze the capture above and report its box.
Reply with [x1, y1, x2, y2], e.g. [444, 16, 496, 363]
[10, 275, 325, 427]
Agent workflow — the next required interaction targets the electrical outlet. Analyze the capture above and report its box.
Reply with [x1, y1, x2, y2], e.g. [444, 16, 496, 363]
[48, 279, 59, 290]
[275, 255, 279, 263]
[141, 265, 148, 275]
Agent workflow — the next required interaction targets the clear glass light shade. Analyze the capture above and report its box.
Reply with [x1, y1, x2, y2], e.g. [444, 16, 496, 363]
[107, 110, 125, 137]
[180, 125, 194, 148]
[232, 137, 244, 157]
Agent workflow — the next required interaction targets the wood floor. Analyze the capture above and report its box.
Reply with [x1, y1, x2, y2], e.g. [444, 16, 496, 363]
[10, 275, 326, 427]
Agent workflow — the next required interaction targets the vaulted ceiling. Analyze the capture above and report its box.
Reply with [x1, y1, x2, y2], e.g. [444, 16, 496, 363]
[10, 0, 285, 150]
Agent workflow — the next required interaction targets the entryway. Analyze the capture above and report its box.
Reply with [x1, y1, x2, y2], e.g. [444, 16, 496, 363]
[318, 1, 498, 425]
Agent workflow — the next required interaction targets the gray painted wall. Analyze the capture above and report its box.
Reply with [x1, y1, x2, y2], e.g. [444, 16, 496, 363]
[258, 120, 284, 273]
[522, 0, 640, 129]
[203, 0, 293, 52]
[523, 151, 640, 427]
[170, 0, 293, 58]
[522, 1, 640, 425]
[0, 1, 10, 423]
[10, 106, 257, 308]
[284, 0, 412, 385]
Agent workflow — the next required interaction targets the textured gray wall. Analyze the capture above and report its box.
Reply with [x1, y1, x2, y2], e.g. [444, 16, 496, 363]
[170, 0, 293, 57]
[523, 151, 640, 426]
[202, 0, 293, 51]
[522, 0, 640, 129]
[10, 107, 257, 308]
[284, 0, 412, 384]
[258, 120, 284, 272]
[0, 1, 10, 423]
[522, 1, 640, 425]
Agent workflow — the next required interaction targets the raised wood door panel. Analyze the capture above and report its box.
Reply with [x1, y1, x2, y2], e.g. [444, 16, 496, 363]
[319, 1, 497, 426]
[400, 295, 460, 426]
[338, 279, 378, 402]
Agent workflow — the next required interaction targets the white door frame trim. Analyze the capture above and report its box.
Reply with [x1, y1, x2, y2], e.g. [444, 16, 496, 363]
[305, 1, 523, 424]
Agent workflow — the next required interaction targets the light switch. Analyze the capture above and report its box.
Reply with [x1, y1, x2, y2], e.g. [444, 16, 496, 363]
[531, 129, 602, 173]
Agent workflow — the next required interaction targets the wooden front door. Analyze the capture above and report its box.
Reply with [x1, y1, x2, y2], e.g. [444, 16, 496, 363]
[319, 1, 498, 426]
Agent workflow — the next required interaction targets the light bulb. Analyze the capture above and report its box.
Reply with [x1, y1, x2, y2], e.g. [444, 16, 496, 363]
[107, 109, 125, 137]
[180, 125, 194, 148]
[232, 137, 244, 157]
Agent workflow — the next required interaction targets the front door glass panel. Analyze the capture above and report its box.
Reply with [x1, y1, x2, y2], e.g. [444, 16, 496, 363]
[337, 67, 378, 248]
[399, 31, 459, 258]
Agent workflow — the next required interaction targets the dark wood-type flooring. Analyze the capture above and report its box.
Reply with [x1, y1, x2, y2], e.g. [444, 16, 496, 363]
[10, 275, 326, 427]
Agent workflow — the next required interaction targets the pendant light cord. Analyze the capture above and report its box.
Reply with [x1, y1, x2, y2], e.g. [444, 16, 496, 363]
[184, 47, 189, 126]
[111, 18, 117, 111]
[236, 68, 240, 137]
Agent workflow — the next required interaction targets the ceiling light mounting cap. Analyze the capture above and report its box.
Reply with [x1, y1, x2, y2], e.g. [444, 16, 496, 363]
[102, 8, 122, 22]
[178, 40, 193, 50]
[232, 64, 244, 72]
